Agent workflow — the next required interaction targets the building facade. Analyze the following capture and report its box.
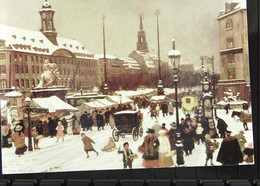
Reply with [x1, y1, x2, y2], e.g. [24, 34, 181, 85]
[0, 1, 99, 92]
[217, 1, 250, 101]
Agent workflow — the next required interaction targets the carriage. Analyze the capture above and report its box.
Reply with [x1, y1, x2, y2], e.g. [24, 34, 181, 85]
[112, 110, 143, 142]
[181, 96, 198, 113]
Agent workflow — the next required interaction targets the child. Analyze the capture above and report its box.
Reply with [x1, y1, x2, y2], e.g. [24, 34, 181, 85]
[118, 142, 136, 169]
[196, 123, 204, 145]
[205, 134, 218, 166]
[32, 127, 40, 149]
[56, 120, 65, 142]
[81, 133, 98, 158]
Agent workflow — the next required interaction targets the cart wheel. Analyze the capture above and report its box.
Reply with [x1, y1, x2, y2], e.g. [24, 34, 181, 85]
[112, 129, 119, 142]
[139, 126, 143, 137]
[132, 127, 139, 141]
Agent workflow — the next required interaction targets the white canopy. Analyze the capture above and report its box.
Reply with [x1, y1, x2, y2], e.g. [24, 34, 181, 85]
[115, 89, 156, 98]
[150, 95, 166, 101]
[106, 95, 133, 104]
[32, 96, 78, 113]
[4, 91, 22, 98]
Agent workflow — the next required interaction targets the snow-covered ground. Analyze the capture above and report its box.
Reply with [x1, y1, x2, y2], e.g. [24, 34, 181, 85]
[1, 107, 254, 174]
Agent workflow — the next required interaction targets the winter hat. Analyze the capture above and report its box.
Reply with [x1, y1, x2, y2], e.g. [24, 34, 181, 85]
[170, 122, 177, 127]
[14, 125, 23, 132]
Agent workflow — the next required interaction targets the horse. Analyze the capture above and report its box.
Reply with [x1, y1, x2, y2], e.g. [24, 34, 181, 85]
[231, 111, 252, 130]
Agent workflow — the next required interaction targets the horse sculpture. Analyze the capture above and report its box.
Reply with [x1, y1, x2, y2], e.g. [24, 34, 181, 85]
[35, 60, 60, 88]
[231, 111, 251, 130]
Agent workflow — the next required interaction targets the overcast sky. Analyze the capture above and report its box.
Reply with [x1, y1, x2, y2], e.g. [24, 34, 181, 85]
[0, 0, 247, 72]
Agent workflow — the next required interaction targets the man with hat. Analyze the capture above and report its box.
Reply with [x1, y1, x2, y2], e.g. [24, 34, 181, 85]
[167, 122, 177, 151]
[216, 117, 228, 138]
[217, 130, 243, 165]
[138, 128, 159, 168]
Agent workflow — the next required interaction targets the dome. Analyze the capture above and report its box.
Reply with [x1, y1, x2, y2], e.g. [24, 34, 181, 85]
[42, 1, 52, 9]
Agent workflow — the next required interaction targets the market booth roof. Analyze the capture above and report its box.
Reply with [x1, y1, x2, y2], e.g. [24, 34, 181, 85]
[32, 96, 78, 113]
[106, 95, 133, 104]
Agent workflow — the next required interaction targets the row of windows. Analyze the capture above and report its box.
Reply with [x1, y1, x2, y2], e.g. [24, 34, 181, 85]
[15, 79, 40, 89]
[0, 53, 6, 60]
[15, 65, 43, 74]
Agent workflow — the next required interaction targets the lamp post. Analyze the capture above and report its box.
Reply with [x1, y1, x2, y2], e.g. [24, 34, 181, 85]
[24, 97, 33, 151]
[168, 39, 184, 165]
[102, 15, 108, 95]
[155, 10, 164, 95]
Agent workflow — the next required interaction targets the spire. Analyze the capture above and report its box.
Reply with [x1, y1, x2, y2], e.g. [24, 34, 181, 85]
[140, 15, 143, 30]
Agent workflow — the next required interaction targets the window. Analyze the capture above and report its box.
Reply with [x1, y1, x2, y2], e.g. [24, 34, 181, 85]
[15, 79, 19, 88]
[24, 55, 27, 62]
[26, 79, 29, 88]
[227, 38, 233, 49]
[15, 65, 19, 73]
[25, 65, 28, 73]
[0, 65, 6, 74]
[32, 66, 35, 74]
[227, 54, 235, 63]
[36, 66, 39, 74]
[40, 57, 43, 63]
[228, 67, 235, 79]
[19, 55, 23, 62]
[36, 56, 39, 62]
[31, 80, 35, 88]
[0, 79, 7, 89]
[21, 65, 24, 73]
[0, 53, 6, 60]
[67, 69, 70, 75]
[226, 19, 233, 29]
[31, 56, 34, 62]
[64, 69, 66, 75]
[14, 54, 18, 62]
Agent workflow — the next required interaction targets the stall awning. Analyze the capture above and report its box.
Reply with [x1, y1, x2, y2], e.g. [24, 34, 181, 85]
[150, 95, 166, 101]
[32, 96, 78, 113]
[106, 95, 133, 104]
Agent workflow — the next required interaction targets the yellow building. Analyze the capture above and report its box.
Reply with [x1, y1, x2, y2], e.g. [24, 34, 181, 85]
[217, 0, 250, 101]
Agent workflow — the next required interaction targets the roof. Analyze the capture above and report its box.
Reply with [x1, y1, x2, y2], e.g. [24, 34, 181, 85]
[0, 24, 93, 59]
[135, 51, 156, 68]
[218, 0, 247, 19]
[106, 95, 133, 104]
[120, 57, 141, 70]
[114, 110, 138, 115]
[32, 96, 78, 113]
[95, 54, 121, 60]
[4, 91, 22, 98]
[150, 95, 166, 101]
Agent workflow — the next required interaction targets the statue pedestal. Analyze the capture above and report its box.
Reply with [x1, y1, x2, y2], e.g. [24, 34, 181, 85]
[31, 86, 69, 101]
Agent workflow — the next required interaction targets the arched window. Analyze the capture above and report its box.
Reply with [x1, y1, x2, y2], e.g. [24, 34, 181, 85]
[15, 79, 20, 88]
[0, 79, 7, 89]
[226, 19, 233, 29]
[21, 79, 24, 87]
[15, 65, 19, 73]
[25, 65, 28, 73]
[21, 65, 24, 73]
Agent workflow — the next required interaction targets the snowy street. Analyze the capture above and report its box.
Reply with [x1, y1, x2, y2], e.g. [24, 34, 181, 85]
[1, 107, 254, 174]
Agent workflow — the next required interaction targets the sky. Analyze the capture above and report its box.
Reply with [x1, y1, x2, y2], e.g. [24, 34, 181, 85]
[0, 0, 247, 72]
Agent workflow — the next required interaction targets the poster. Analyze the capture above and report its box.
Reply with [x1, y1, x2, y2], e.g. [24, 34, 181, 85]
[0, 0, 254, 174]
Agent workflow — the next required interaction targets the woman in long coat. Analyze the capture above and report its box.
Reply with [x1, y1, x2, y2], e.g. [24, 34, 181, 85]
[138, 129, 159, 168]
[11, 124, 27, 155]
[158, 130, 174, 167]
[72, 116, 81, 135]
[181, 127, 195, 156]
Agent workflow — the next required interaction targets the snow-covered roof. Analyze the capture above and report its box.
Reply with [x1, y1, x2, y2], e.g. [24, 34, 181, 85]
[217, 100, 247, 105]
[4, 91, 22, 98]
[115, 89, 156, 97]
[95, 54, 120, 60]
[168, 49, 181, 56]
[150, 95, 166, 101]
[135, 51, 156, 68]
[120, 57, 141, 70]
[218, 0, 247, 19]
[114, 110, 138, 115]
[106, 95, 133, 104]
[0, 24, 93, 59]
[32, 96, 78, 113]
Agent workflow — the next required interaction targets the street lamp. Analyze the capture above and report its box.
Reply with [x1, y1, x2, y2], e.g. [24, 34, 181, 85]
[24, 97, 33, 151]
[102, 15, 108, 95]
[168, 39, 184, 165]
[155, 10, 164, 95]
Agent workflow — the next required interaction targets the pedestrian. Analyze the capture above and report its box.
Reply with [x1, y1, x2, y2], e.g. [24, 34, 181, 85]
[72, 116, 81, 135]
[32, 127, 40, 149]
[56, 120, 65, 142]
[48, 117, 56, 137]
[168, 102, 174, 116]
[161, 123, 169, 136]
[216, 117, 228, 138]
[118, 142, 136, 169]
[196, 123, 204, 145]
[81, 133, 98, 158]
[158, 130, 174, 167]
[80, 111, 88, 131]
[148, 107, 156, 120]
[86, 113, 93, 131]
[216, 131, 243, 165]
[243, 143, 254, 164]
[161, 102, 168, 117]
[104, 108, 110, 125]
[61, 118, 68, 134]
[11, 124, 27, 156]
[181, 126, 195, 156]
[167, 122, 177, 151]
[242, 103, 249, 113]
[204, 134, 219, 166]
[156, 103, 160, 118]
[42, 120, 49, 137]
[138, 128, 159, 168]
[108, 114, 115, 129]
[36, 120, 44, 135]
[152, 121, 161, 135]
[224, 103, 231, 114]
[101, 137, 116, 152]
[1, 123, 12, 148]
[96, 110, 105, 131]
[234, 131, 247, 152]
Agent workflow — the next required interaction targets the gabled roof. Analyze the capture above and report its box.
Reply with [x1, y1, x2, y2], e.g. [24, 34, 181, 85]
[120, 57, 141, 70]
[0, 24, 93, 59]
[218, 0, 247, 19]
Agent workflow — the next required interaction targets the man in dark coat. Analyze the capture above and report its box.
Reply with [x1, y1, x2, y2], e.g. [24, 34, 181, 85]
[224, 104, 231, 114]
[216, 117, 228, 138]
[48, 117, 56, 137]
[86, 114, 93, 131]
[181, 126, 195, 156]
[96, 111, 105, 131]
[80, 112, 88, 131]
[161, 102, 168, 117]
[104, 108, 110, 125]
[216, 131, 243, 165]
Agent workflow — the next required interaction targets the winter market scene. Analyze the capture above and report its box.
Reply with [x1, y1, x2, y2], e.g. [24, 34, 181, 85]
[0, 0, 255, 174]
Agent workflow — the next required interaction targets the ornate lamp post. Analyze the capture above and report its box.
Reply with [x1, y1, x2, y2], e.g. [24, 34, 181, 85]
[24, 97, 33, 151]
[102, 15, 108, 95]
[155, 10, 164, 95]
[168, 39, 184, 165]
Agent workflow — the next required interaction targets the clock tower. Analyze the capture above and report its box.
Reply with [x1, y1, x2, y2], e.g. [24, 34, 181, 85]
[39, 0, 58, 45]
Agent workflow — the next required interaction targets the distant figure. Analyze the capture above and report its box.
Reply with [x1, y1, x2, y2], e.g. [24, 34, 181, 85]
[61, 118, 68, 134]
[217, 131, 243, 165]
[152, 121, 161, 135]
[96, 111, 105, 131]
[168, 102, 174, 116]
[56, 120, 65, 142]
[243, 143, 254, 164]
[196, 123, 204, 145]
[167, 122, 177, 151]
[81, 133, 98, 158]
[224, 103, 231, 114]
[216, 117, 228, 138]
[161, 102, 168, 117]
[80, 111, 88, 131]
[242, 103, 249, 113]
[32, 127, 40, 149]
[72, 116, 81, 135]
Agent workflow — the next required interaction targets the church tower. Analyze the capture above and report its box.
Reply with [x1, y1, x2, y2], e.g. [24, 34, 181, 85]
[137, 16, 148, 53]
[39, 0, 58, 45]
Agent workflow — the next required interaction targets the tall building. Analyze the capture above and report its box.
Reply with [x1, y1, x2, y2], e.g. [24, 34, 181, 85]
[137, 16, 148, 53]
[0, 1, 99, 92]
[216, 0, 250, 101]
